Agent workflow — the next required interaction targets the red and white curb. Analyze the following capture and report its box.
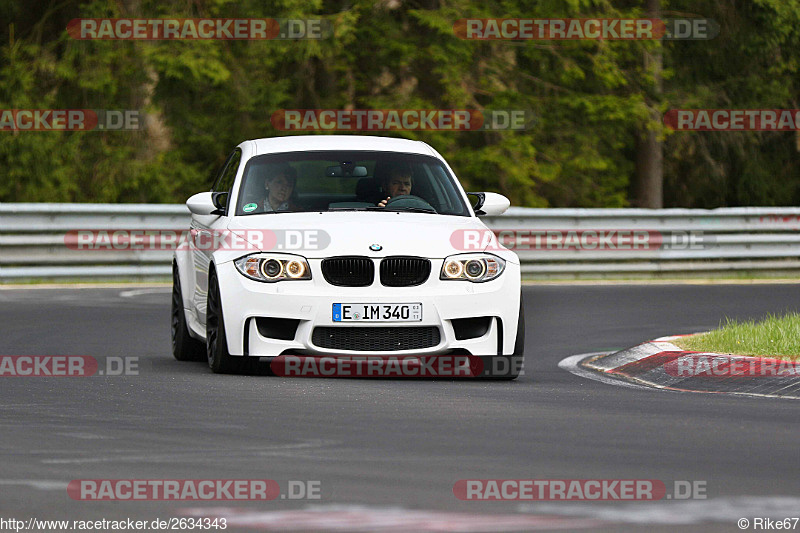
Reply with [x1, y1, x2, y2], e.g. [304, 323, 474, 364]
[560, 336, 800, 400]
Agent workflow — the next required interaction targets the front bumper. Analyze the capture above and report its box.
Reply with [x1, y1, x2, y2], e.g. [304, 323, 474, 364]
[214, 258, 521, 357]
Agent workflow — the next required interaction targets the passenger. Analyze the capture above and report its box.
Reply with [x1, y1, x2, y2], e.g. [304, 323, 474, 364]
[263, 166, 302, 212]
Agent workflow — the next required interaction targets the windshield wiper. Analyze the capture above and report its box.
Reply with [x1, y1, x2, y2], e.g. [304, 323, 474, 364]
[362, 206, 436, 213]
[383, 207, 437, 214]
[327, 206, 438, 214]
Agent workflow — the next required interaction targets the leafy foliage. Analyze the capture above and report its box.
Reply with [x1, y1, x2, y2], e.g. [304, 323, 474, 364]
[1, 0, 799, 206]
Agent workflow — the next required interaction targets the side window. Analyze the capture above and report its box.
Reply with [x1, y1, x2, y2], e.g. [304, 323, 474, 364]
[212, 149, 242, 194]
[210, 152, 232, 190]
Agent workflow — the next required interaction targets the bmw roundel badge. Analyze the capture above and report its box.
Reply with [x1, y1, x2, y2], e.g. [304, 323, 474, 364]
[369, 244, 382, 251]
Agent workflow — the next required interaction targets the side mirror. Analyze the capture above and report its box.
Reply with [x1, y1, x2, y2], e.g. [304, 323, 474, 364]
[467, 192, 510, 216]
[211, 192, 228, 215]
[187, 192, 223, 216]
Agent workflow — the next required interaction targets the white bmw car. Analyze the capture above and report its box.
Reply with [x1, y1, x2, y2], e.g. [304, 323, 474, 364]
[171, 135, 523, 378]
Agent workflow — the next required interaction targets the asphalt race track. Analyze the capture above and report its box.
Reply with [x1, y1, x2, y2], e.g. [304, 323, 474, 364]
[0, 284, 798, 532]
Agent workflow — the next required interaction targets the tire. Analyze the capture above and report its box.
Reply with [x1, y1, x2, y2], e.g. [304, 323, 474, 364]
[171, 262, 206, 362]
[206, 269, 252, 374]
[485, 292, 524, 380]
[507, 293, 525, 379]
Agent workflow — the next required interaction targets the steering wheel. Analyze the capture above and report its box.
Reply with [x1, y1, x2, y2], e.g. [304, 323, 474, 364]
[384, 195, 436, 212]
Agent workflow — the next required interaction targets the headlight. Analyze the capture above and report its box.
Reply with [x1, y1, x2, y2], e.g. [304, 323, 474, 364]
[440, 254, 505, 283]
[234, 254, 311, 283]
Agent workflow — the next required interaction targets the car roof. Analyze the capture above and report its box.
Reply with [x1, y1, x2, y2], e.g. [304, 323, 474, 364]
[247, 135, 436, 157]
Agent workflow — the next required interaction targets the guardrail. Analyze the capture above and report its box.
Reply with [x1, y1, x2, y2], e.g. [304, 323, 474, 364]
[1, 203, 799, 280]
[0, 203, 187, 280]
[493, 207, 800, 277]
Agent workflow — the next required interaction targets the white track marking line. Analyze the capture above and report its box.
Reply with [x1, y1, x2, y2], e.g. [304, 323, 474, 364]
[558, 353, 655, 391]
[517, 496, 800, 525]
[181, 505, 604, 532]
[119, 287, 171, 298]
[42, 439, 341, 464]
[0, 479, 67, 490]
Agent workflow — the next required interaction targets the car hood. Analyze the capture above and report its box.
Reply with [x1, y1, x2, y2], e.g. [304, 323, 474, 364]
[222, 211, 518, 263]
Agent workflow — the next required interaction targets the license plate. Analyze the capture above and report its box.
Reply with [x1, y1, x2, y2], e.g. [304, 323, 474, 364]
[332, 303, 422, 322]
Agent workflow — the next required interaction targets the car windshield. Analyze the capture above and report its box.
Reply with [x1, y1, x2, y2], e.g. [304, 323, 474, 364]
[234, 150, 470, 216]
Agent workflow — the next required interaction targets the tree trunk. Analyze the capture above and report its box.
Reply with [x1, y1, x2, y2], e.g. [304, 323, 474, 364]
[633, 0, 664, 208]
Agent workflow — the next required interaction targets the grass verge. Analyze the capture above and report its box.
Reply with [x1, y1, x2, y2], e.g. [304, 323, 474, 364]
[673, 313, 800, 362]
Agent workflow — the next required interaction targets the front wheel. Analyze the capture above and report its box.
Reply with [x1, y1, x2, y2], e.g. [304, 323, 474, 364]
[484, 293, 524, 380]
[171, 262, 205, 362]
[206, 270, 248, 374]
[507, 293, 525, 379]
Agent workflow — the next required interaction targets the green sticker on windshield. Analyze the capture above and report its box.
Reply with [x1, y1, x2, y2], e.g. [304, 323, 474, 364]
[243, 203, 257, 212]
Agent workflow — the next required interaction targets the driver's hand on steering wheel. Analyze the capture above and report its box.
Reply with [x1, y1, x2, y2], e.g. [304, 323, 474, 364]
[377, 197, 391, 208]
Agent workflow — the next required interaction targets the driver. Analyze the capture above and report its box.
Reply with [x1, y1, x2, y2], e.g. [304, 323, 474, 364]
[377, 164, 413, 207]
